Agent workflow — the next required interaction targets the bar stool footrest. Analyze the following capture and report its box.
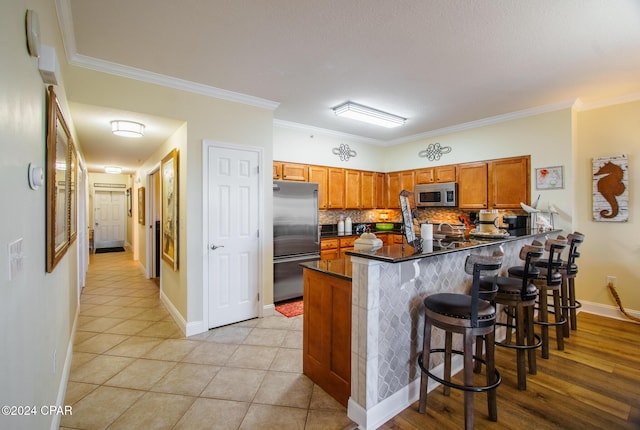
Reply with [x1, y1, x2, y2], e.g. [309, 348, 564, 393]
[494, 322, 542, 350]
[418, 349, 501, 393]
[561, 300, 582, 311]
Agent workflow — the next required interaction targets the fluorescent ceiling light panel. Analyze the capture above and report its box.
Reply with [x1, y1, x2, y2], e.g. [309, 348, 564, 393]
[333, 102, 406, 128]
[104, 166, 122, 174]
[111, 120, 145, 138]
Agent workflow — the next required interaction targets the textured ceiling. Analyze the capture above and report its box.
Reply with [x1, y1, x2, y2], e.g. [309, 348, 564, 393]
[62, 0, 640, 171]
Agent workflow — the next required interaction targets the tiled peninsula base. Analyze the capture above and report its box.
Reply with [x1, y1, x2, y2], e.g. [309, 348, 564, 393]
[346, 236, 548, 429]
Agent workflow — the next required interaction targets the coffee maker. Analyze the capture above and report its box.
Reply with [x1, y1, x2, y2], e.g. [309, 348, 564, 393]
[502, 215, 528, 234]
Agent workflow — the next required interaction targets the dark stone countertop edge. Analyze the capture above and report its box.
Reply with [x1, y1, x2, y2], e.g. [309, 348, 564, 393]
[300, 261, 352, 282]
[344, 229, 562, 264]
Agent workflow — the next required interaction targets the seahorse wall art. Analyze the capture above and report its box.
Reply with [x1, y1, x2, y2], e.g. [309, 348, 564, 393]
[592, 154, 629, 222]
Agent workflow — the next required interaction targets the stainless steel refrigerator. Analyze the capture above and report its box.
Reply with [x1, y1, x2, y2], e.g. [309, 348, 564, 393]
[273, 180, 320, 302]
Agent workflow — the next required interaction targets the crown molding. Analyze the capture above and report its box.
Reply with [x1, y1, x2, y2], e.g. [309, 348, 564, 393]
[70, 54, 280, 110]
[55, 0, 279, 111]
[574, 92, 640, 111]
[387, 99, 578, 146]
[273, 119, 387, 146]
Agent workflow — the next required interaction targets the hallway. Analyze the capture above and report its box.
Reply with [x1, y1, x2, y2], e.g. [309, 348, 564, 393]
[61, 249, 354, 429]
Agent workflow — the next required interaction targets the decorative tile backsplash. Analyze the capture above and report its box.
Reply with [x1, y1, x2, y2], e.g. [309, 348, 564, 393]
[321, 208, 526, 227]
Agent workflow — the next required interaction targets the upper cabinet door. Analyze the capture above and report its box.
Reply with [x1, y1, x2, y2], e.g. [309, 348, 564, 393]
[345, 170, 362, 209]
[458, 162, 488, 209]
[435, 165, 456, 183]
[308, 165, 328, 209]
[360, 171, 376, 209]
[488, 156, 530, 209]
[327, 168, 345, 209]
[281, 162, 309, 181]
[273, 162, 282, 180]
[415, 168, 435, 184]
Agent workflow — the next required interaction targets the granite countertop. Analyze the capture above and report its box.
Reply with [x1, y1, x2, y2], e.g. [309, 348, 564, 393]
[345, 229, 562, 264]
[303, 229, 562, 279]
[300, 256, 353, 281]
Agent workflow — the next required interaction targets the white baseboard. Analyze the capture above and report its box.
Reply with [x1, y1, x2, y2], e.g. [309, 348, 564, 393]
[51, 304, 79, 430]
[348, 356, 463, 430]
[263, 303, 277, 317]
[159, 291, 206, 337]
[579, 300, 640, 321]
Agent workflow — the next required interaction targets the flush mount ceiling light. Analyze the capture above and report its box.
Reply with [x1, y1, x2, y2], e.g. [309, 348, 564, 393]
[111, 120, 145, 138]
[104, 166, 122, 174]
[332, 102, 406, 128]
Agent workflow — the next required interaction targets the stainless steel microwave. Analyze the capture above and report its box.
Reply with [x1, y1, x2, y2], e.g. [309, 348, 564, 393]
[415, 182, 457, 207]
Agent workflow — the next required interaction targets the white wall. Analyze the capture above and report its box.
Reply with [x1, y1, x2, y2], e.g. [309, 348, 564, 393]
[0, 1, 79, 429]
[273, 125, 386, 171]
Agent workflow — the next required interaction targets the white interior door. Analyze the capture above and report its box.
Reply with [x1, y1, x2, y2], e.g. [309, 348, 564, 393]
[206, 143, 260, 328]
[94, 190, 125, 248]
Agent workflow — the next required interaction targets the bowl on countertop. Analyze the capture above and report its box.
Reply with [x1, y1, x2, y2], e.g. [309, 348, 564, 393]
[375, 223, 395, 231]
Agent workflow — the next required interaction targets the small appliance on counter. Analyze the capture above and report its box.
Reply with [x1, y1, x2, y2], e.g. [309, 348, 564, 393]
[503, 215, 529, 234]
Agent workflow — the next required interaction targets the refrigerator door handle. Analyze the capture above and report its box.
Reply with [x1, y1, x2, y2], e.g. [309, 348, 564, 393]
[314, 189, 320, 245]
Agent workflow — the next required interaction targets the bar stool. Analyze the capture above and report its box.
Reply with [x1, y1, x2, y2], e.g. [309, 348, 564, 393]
[481, 243, 544, 390]
[532, 238, 567, 358]
[418, 253, 503, 429]
[560, 233, 584, 335]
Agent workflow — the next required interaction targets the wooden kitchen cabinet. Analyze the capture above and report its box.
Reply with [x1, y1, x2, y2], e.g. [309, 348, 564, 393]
[308, 165, 328, 209]
[281, 162, 308, 181]
[458, 162, 489, 209]
[392, 234, 404, 244]
[273, 162, 282, 180]
[375, 172, 386, 209]
[361, 171, 376, 209]
[303, 268, 351, 406]
[386, 172, 401, 208]
[488, 156, 530, 209]
[415, 165, 457, 184]
[338, 236, 356, 257]
[327, 168, 345, 209]
[345, 170, 361, 209]
[386, 171, 414, 208]
[320, 238, 339, 260]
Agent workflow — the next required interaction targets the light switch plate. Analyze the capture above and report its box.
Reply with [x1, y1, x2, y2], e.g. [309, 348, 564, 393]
[9, 238, 24, 281]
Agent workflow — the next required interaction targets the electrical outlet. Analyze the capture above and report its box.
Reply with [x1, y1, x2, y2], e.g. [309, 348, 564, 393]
[606, 276, 617, 287]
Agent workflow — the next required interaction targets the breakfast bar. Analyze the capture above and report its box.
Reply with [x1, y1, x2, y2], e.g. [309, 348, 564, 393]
[302, 229, 559, 430]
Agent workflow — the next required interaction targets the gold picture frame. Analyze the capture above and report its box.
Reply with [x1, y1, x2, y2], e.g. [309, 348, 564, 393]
[138, 187, 146, 225]
[161, 149, 179, 270]
[46, 86, 75, 272]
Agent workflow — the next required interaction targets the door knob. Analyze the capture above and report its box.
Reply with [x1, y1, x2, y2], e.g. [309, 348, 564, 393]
[210, 244, 224, 250]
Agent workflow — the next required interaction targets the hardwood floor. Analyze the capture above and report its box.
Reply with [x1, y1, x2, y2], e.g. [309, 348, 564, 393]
[380, 313, 640, 430]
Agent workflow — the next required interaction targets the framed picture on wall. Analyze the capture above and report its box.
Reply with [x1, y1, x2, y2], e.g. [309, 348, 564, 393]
[138, 187, 145, 225]
[535, 166, 564, 190]
[161, 149, 179, 271]
[46, 85, 73, 272]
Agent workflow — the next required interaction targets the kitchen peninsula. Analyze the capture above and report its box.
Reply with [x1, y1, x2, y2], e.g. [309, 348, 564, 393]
[302, 229, 560, 430]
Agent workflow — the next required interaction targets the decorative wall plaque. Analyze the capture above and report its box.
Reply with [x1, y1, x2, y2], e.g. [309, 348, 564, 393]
[418, 142, 452, 161]
[332, 143, 357, 161]
[592, 154, 628, 222]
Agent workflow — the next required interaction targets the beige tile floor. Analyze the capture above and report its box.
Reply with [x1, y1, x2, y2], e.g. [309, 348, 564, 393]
[61, 249, 355, 430]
